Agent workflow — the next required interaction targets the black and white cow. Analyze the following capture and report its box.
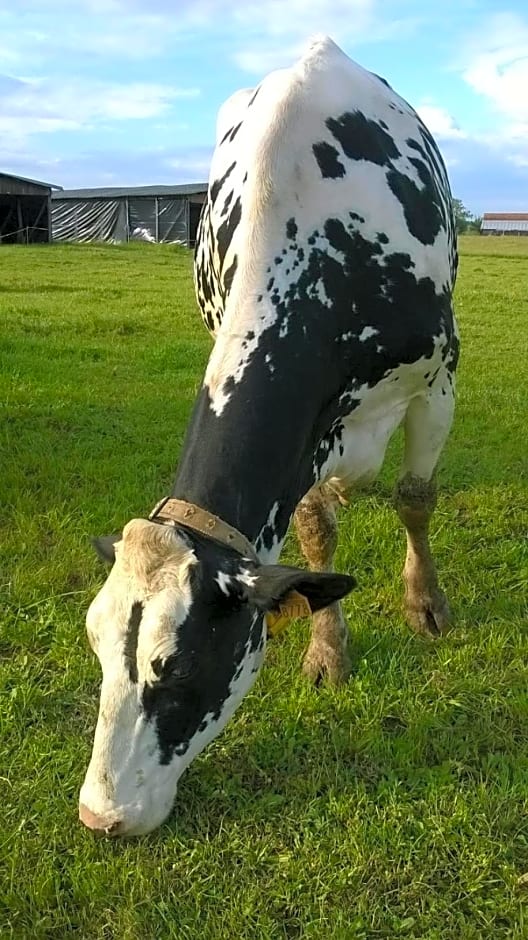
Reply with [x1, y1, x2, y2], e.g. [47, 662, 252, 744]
[80, 36, 459, 836]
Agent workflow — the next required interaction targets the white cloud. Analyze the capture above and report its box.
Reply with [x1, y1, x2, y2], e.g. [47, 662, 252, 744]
[0, 75, 199, 144]
[437, 117, 528, 181]
[0, 0, 262, 67]
[232, 43, 305, 75]
[230, 0, 421, 74]
[0, 4, 186, 65]
[0, 0, 423, 75]
[231, 0, 373, 37]
[439, 12, 528, 178]
[417, 104, 466, 140]
[462, 13, 528, 123]
[444, 133, 528, 213]
[164, 153, 213, 175]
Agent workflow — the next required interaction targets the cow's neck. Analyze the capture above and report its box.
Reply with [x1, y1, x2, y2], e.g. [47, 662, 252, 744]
[172, 338, 327, 561]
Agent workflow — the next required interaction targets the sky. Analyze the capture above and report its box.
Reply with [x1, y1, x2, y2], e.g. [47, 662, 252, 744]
[1, 0, 528, 214]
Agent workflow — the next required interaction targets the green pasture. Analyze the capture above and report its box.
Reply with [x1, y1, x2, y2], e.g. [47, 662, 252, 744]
[0, 236, 527, 938]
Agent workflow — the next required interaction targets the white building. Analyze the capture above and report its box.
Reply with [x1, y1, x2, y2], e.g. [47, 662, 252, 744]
[481, 213, 528, 235]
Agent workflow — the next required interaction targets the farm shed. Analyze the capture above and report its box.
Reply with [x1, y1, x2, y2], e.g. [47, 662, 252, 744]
[51, 183, 208, 247]
[0, 172, 61, 244]
[481, 213, 528, 235]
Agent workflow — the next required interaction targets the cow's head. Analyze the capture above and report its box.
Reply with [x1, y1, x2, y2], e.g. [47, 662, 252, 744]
[80, 517, 355, 836]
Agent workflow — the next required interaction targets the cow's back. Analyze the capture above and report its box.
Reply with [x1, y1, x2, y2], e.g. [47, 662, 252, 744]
[194, 35, 457, 340]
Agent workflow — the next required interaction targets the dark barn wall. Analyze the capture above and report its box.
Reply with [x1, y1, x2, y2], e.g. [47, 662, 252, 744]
[0, 195, 50, 243]
[0, 175, 52, 243]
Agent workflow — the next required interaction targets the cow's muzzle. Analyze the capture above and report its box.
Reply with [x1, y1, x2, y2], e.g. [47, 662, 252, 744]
[79, 802, 123, 837]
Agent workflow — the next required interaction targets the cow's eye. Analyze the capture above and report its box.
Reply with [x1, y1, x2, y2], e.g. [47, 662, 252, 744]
[151, 653, 198, 682]
[170, 659, 198, 681]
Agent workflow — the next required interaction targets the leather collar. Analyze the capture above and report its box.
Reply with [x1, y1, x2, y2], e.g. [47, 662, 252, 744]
[149, 497, 258, 561]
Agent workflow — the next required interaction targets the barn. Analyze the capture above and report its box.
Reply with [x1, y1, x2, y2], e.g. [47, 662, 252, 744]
[0, 172, 61, 244]
[481, 213, 528, 236]
[51, 183, 208, 247]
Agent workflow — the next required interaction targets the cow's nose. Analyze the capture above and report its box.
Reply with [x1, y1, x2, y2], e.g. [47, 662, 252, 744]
[79, 802, 122, 836]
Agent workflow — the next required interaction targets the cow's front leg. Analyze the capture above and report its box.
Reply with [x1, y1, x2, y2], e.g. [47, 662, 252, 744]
[294, 485, 351, 685]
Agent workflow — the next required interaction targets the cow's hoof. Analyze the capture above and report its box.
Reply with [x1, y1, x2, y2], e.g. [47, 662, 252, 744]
[302, 641, 352, 686]
[404, 588, 451, 638]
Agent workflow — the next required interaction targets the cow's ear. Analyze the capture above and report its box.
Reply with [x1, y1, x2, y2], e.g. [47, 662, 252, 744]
[244, 564, 356, 614]
[91, 534, 121, 565]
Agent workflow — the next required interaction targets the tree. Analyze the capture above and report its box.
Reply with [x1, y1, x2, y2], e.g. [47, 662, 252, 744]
[452, 198, 473, 234]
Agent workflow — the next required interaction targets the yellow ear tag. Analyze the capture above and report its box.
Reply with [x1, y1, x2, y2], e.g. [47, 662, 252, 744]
[265, 590, 312, 638]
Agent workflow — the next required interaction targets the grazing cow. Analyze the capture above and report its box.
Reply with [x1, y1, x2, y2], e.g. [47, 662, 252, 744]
[80, 35, 459, 837]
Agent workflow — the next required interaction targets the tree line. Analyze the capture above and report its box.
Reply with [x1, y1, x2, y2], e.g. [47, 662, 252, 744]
[453, 198, 482, 234]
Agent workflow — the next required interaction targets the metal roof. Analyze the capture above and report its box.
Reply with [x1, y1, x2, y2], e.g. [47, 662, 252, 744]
[52, 183, 208, 201]
[481, 218, 528, 232]
[482, 212, 528, 220]
[0, 171, 62, 191]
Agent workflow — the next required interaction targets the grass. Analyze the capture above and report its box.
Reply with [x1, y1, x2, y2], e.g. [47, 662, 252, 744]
[1, 235, 527, 939]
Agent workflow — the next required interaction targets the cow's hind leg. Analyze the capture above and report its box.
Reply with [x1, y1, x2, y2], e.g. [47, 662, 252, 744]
[294, 485, 351, 685]
[394, 382, 455, 637]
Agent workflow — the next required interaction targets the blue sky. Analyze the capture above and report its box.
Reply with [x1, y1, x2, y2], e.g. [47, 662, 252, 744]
[1, 0, 527, 214]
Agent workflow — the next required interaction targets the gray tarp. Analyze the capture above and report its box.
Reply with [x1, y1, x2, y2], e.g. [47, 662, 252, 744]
[51, 196, 188, 244]
[158, 198, 188, 242]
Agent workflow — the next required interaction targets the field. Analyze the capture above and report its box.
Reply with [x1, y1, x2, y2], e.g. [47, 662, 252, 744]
[1, 235, 527, 939]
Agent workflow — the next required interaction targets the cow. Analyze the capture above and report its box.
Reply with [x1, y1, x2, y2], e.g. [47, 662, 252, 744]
[80, 35, 459, 837]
